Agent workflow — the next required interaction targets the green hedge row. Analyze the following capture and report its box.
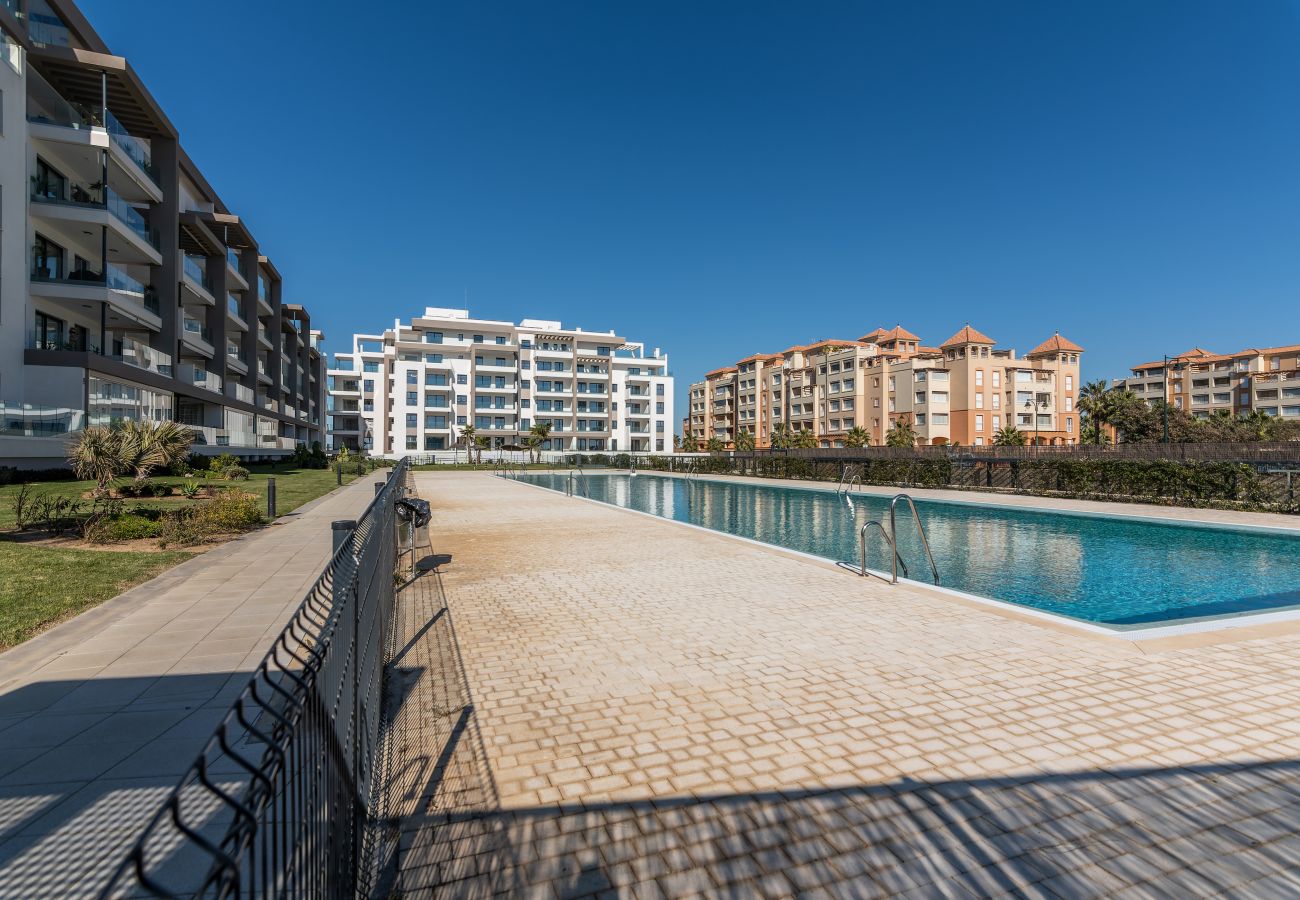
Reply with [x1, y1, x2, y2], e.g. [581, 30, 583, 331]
[646, 455, 1298, 513]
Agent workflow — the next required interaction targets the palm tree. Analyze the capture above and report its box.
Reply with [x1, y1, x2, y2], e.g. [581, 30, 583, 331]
[68, 419, 195, 496]
[68, 426, 128, 496]
[844, 426, 871, 449]
[677, 434, 698, 452]
[735, 430, 755, 452]
[458, 424, 476, 462]
[993, 425, 1027, 446]
[528, 421, 553, 462]
[770, 423, 794, 450]
[792, 429, 819, 449]
[705, 436, 725, 453]
[1077, 380, 1112, 445]
[472, 434, 489, 464]
[1241, 409, 1276, 441]
[118, 419, 194, 483]
[884, 418, 916, 448]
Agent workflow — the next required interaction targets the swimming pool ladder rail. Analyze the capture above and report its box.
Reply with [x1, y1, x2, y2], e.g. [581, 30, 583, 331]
[851, 492, 940, 585]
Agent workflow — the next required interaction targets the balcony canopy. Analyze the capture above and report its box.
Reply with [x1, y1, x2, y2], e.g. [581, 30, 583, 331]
[30, 45, 175, 138]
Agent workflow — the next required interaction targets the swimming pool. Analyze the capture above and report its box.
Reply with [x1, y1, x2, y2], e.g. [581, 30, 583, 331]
[517, 472, 1300, 630]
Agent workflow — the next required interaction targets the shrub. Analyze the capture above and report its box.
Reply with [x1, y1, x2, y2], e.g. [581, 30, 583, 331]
[222, 466, 250, 481]
[158, 489, 263, 547]
[11, 486, 84, 533]
[0, 466, 78, 486]
[84, 512, 164, 543]
[208, 453, 239, 474]
[180, 481, 203, 499]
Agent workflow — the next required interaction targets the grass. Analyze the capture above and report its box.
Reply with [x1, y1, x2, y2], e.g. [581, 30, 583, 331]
[0, 463, 360, 529]
[0, 543, 194, 650]
[0, 462, 363, 649]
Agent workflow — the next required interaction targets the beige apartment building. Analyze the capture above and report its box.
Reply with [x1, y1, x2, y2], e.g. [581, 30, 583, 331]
[686, 325, 1084, 448]
[1113, 344, 1300, 420]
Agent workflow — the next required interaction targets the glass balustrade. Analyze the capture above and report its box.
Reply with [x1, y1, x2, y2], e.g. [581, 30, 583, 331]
[183, 317, 212, 344]
[104, 108, 156, 183]
[183, 255, 213, 293]
[0, 402, 85, 436]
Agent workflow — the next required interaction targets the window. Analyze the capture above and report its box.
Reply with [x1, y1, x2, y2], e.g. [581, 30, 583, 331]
[992, 371, 1001, 389]
[656, 402, 664, 413]
[473, 334, 484, 343]
[456, 374, 467, 384]
[363, 361, 379, 372]
[406, 370, 418, 384]
[406, 436, 417, 449]
[914, 413, 926, 425]
[363, 379, 374, 392]
[1067, 417, 1074, 433]
[915, 392, 926, 405]
[975, 394, 983, 409]
[992, 394, 1000, 410]
[456, 394, 467, 404]
[1065, 375, 1073, 391]
[424, 353, 443, 363]
[975, 369, 984, 387]
[975, 414, 984, 432]
[424, 332, 443, 344]
[993, 415, 1001, 430]
[405, 391, 418, 405]
[405, 414, 417, 428]
[1065, 397, 1073, 412]
[426, 373, 447, 386]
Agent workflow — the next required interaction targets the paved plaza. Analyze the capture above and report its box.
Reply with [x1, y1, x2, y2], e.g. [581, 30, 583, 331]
[381, 471, 1300, 898]
[0, 472, 385, 899]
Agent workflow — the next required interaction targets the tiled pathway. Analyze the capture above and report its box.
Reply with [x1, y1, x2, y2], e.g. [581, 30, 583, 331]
[0, 472, 384, 899]
[383, 471, 1300, 898]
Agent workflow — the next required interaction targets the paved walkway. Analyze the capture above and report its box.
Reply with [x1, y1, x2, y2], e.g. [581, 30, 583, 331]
[0, 472, 384, 899]
[382, 471, 1300, 898]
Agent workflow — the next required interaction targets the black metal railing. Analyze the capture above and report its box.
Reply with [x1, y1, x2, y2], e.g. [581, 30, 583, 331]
[100, 458, 411, 898]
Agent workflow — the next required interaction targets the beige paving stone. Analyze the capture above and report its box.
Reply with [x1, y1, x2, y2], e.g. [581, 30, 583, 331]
[374, 471, 1300, 898]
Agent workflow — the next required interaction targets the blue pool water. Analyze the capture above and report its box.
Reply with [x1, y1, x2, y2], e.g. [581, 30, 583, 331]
[518, 472, 1300, 629]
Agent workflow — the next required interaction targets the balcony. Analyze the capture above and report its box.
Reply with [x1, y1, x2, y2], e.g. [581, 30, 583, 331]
[30, 185, 162, 266]
[113, 336, 172, 377]
[257, 324, 274, 350]
[181, 255, 216, 306]
[26, 70, 163, 200]
[31, 260, 162, 329]
[226, 382, 255, 404]
[0, 403, 86, 437]
[176, 362, 222, 394]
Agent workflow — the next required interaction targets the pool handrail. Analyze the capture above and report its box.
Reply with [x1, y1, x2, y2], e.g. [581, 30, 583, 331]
[859, 520, 908, 582]
[889, 493, 940, 585]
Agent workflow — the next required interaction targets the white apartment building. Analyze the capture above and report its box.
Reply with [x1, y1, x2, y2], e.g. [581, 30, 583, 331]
[327, 308, 673, 455]
[0, 4, 325, 467]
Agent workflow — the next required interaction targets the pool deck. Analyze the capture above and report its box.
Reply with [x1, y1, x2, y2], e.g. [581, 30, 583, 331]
[383, 471, 1300, 897]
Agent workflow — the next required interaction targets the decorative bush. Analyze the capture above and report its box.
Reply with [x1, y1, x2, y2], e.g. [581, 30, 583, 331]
[222, 466, 251, 481]
[208, 453, 239, 474]
[84, 512, 164, 543]
[158, 490, 263, 547]
[180, 481, 203, 499]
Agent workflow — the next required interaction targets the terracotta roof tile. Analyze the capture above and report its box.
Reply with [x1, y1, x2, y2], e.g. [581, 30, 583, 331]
[1027, 332, 1085, 356]
[939, 325, 996, 348]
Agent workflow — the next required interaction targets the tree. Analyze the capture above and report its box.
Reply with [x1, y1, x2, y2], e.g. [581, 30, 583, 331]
[792, 429, 819, 449]
[844, 426, 871, 449]
[1077, 380, 1113, 445]
[705, 436, 725, 453]
[734, 430, 755, 452]
[993, 425, 1027, 446]
[770, 423, 794, 450]
[68, 419, 195, 495]
[528, 421, 552, 462]
[677, 434, 698, 452]
[884, 418, 916, 448]
[472, 434, 489, 464]
[458, 424, 476, 462]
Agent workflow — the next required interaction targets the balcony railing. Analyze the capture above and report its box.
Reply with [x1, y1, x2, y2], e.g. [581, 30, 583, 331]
[104, 108, 157, 183]
[113, 336, 172, 377]
[1, 402, 85, 437]
[183, 317, 212, 345]
[177, 362, 222, 393]
[226, 382, 255, 404]
[183, 255, 214, 294]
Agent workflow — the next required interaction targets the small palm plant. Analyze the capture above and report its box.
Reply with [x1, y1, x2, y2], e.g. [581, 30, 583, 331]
[993, 425, 1027, 446]
[844, 426, 871, 448]
[735, 430, 755, 452]
[69, 426, 128, 497]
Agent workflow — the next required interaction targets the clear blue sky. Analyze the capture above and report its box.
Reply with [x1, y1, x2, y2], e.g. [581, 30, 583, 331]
[82, 0, 1300, 424]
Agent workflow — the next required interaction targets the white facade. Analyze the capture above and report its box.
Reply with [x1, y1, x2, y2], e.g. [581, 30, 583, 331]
[328, 308, 673, 455]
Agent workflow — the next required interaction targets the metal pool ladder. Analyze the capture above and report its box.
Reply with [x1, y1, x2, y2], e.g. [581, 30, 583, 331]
[853, 493, 940, 585]
[835, 465, 862, 496]
[566, 465, 589, 498]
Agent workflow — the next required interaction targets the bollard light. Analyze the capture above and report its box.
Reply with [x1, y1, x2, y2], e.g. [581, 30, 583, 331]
[267, 477, 277, 519]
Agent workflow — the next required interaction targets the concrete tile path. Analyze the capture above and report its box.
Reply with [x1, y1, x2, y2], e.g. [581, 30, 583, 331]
[0, 472, 384, 899]
[382, 471, 1300, 898]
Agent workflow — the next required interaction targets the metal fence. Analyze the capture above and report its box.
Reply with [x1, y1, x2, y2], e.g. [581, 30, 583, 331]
[724, 441, 1300, 464]
[100, 458, 410, 898]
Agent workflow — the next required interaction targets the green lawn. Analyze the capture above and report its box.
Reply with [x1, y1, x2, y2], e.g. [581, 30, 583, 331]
[0, 463, 362, 649]
[0, 543, 194, 650]
[0, 463, 359, 529]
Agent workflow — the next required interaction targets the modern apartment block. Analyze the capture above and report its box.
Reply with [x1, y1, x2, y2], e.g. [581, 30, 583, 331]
[327, 308, 673, 455]
[0, 1, 325, 467]
[686, 325, 1084, 448]
[1113, 344, 1300, 420]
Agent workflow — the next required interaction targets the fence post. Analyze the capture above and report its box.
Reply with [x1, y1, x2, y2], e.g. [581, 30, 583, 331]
[267, 477, 277, 519]
[336, 462, 342, 486]
[332, 519, 356, 555]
